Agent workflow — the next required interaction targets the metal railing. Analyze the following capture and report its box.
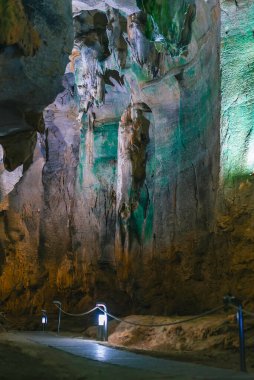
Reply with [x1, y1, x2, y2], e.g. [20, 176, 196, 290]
[1, 295, 252, 372]
[51, 295, 254, 372]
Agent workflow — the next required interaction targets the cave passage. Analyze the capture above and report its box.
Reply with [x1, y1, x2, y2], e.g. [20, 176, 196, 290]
[0, 1, 254, 352]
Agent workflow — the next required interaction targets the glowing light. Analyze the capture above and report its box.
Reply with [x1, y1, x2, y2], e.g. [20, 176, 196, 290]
[98, 314, 106, 326]
[42, 316, 47, 324]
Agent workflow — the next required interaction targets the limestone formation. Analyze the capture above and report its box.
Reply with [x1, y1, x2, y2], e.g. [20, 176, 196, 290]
[0, 0, 73, 172]
[1, 0, 254, 316]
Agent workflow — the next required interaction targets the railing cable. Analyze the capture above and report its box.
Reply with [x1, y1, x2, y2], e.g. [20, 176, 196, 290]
[230, 304, 254, 317]
[96, 305, 225, 327]
[54, 304, 98, 317]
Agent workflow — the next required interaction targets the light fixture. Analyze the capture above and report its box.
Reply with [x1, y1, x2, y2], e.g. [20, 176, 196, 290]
[96, 303, 108, 341]
[41, 309, 48, 332]
[98, 314, 106, 326]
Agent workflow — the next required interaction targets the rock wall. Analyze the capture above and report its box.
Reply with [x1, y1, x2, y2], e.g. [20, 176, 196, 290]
[216, 0, 254, 305]
[4, 0, 252, 316]
[0, 0, 73, 170]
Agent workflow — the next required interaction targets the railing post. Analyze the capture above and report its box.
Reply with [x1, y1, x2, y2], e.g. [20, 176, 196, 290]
[237, 303, 246, 372]
[96, 303, 108, 342]
[41, 309, 47, 332]
[53, 300, 62, 335]
[223, 295, 246, 372]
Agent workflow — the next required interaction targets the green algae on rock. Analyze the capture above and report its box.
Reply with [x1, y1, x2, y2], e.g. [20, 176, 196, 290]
[137, 0, 196, 55]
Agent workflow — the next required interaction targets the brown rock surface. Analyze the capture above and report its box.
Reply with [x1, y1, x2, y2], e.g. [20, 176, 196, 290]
[1, 0, 254, 320]
[0, 1, 221, 314]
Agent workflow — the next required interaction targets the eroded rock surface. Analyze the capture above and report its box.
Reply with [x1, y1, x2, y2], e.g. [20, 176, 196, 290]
[216, 0, 254, 303]
[3, 0, 253, 316]
[0, 0, 73, 175]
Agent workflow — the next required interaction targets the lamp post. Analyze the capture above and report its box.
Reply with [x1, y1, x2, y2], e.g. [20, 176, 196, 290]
[96, 303, 108, 341]
[41, 309, 47, 332]
[237, 303, 246, 372]
[53, 300, 62, 335]
[223, 295, 246, 372]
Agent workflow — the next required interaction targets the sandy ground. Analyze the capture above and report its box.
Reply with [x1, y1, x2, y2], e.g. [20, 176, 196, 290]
[87, 313, 254, 373]
[0, 332, 170, 380]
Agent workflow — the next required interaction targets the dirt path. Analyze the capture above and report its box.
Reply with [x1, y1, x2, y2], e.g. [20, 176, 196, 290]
[0, 332, 252, 380]
[0, 332, 170, 380]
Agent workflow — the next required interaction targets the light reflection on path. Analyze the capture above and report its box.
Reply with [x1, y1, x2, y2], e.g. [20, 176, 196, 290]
[19, 332, 252, 380]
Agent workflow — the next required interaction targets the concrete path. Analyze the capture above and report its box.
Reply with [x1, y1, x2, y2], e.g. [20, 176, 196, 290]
[20, 332, 253, 380]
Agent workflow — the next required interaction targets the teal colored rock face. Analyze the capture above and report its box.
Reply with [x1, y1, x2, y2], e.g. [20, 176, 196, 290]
[0, 0, 225, 315]
[93, 123, 118, 186]
[78, 127, 86, 188]
[137, 0, 196, 55]
[77, 122, 118, 192]
[221, 2, 254, 183]
[76, 121, 118, 263]
[116, 105, 154, 258]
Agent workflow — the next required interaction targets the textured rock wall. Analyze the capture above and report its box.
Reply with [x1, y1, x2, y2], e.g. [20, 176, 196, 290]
[0, 0, 73, 171]
[0, 0, 74, 311]
[0, 1, 228, 315]
[0, 144, 44, 311]
[216, 0, 254, 304]
[114, 0, 221, 312]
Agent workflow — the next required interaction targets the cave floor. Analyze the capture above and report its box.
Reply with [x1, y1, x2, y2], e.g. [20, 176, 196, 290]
[0, 332, 252, 380]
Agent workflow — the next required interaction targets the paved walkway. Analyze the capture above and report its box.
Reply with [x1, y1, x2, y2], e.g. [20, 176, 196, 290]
[20, 332, 253, 380]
